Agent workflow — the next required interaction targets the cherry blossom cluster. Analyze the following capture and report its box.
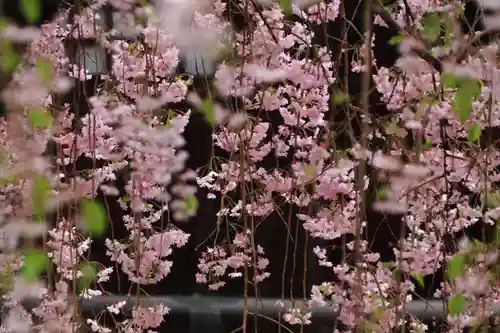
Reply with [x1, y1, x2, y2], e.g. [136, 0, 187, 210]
[0, 1, 197, 333]
[196, 230, 270, 290]
[196, 0, 500, 331]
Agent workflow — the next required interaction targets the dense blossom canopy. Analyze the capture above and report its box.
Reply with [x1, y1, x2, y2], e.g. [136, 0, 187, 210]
[1, 0, 500, 333]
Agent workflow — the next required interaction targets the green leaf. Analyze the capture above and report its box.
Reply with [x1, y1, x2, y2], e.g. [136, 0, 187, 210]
[280, 0, 292, 15]
[441, 72, 459, 88]
[422, 12, 442, 43]
[480, 191, 500, 209]
[383, 261, 395, 269]
[370, 307, 385, 322]
[0, 18, 9, 31]
[201, 96, 215, 125]
[388, 34, 404, 46]
[453, 93, 473, 121]
[472, 238, 485, 249]
[32, 174, 51, 220]
[495, 225, 500, 245]
[461, 77, 482, 96]
[0, 265, 14, 294]
[1, 43, 20, 72]
[28, 108, 54, 129]
[468, 322, 485, 333]
[423, 138, 433, 148]
[376, 187, 388, 200]
[421, 96, 440, 105]
[20, 0, 41, 24]
[452, 78, 482, 121]
[184, 195, 199, 215]
[412, 272, 425, 288]
[457, 4, 465, 17]
[448, 293, 466, 315]
[468, 124, 481, 144]
[35, 58, 53, 83]
[81, 200, 108, 236]
[303, 164, 316, 177]
[447, 254, 466, 280]
[21, 249, 48, 282]
[78, 261, 98, 290]
[332, 91, 349, 105]
[392, 269, 402, 283]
